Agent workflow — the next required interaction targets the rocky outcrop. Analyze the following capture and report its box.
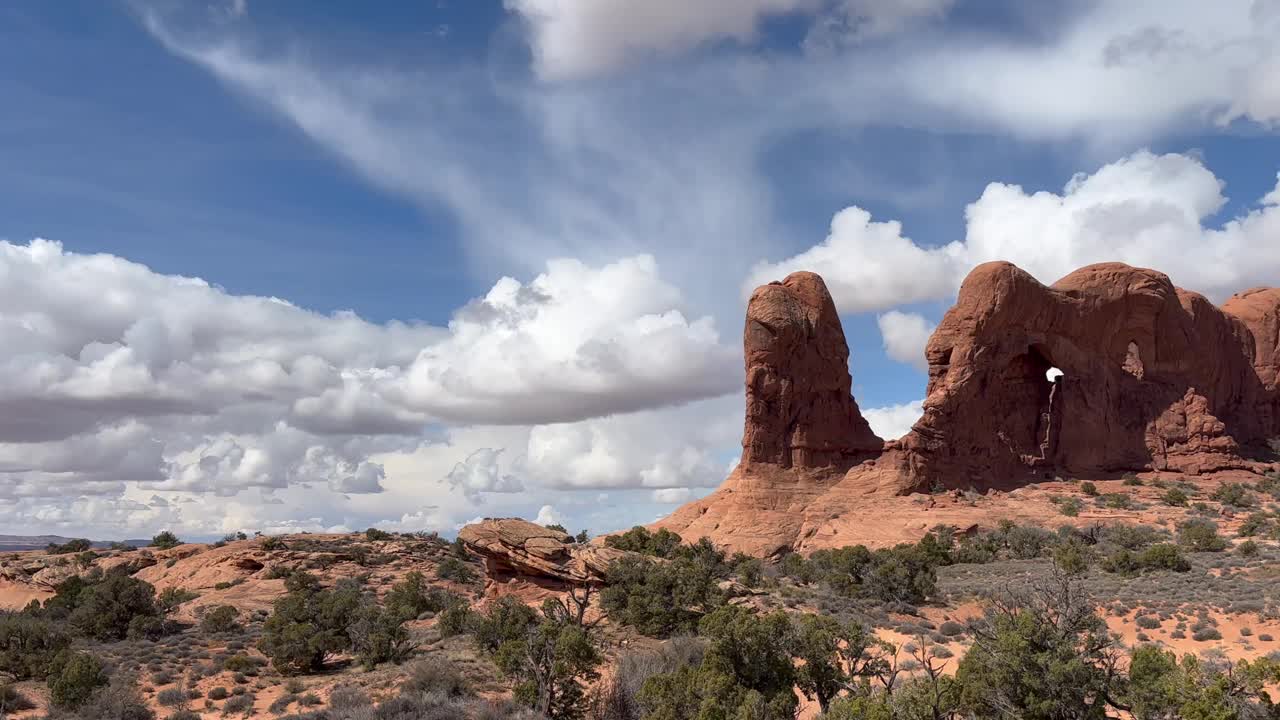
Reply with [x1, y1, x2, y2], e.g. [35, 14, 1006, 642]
[459, 518, 629, 586]
[657, 262, 1280, 554]
[742, 272, 882, 470]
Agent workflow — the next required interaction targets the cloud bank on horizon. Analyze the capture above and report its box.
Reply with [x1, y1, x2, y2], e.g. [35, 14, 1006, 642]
[2, 0, 1279, 539]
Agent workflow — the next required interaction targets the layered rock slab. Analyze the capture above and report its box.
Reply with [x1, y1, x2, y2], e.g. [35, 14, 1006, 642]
[458, 518, 629, 586]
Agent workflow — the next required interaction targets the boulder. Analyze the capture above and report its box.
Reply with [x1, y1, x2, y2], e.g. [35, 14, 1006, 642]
[459, 518, 628, 585]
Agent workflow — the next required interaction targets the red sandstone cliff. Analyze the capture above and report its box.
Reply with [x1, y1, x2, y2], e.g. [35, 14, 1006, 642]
[656, 262, 1280, 555]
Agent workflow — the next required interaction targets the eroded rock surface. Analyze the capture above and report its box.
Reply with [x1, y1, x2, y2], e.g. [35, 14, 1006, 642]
[657, 262, 1280, 554]
[459, 518, 629, 586]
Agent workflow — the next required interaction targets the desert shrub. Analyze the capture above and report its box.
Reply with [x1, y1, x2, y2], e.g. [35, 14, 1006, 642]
[732, 555, 764, 587]
[201, 605, 241, 634]
[0, 612, 72, 679]
[1237, 513, 1272, 538]
[348, 601, 416, 669]
[601, 551, 724, 637]
[222, 654, 257, 672]
[604, 527, 684, 558]
[222, 693, 254, 714]
[284, 678, 306, 694]
[47, 538, 93, 555]
[327, 685, 371, 710]
[69, 573, 160, 641]
[436, 557, 477, 584]
[166, 711, 199, 720]
[1136, 615, 1161, 630]
[1211, 483, 1254, 508]
[1238, 540, 1261, 557]
[156, 588, 199, 616]
[437, 604, 475, 638]
[1081, 481, 1099, 496]
[260, 536, 288, 551]
[1162, 488, 1190, 506]
[1193, 627, 1223, 641]
[365, 528, 393, 542]
[258, 577, 361, 674]
[1005, 526, 1056, 559]
[0, 684, 35, 714]
[1101, 549, 1141, 576]
[299, 692, 322, 706]
[939, 621, 966, 637]
[150, 531, 181, 550]
[402, 657, 469, 697]
[1242, 627, 1254, 637]
[1056, 497, 1083, 517]
[267, 694, 296, 713]
[65, 674, 157, 720]
[49, 652, 109, 710]
[127, 615, 178, 641]
[208, 687, 229, 700]
[1178, 518, 1228, 552]
[1102, 493, 1133, 510]
[1122, 474, 1144, 486]
[639, 606, 796, 720]
[1136, 544, 1192, 572]
[157, 687, 187, 707]
[152, 669, 176, 685]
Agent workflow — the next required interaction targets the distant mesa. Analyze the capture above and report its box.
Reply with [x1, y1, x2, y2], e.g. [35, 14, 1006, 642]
[656, 262, 1280, 555]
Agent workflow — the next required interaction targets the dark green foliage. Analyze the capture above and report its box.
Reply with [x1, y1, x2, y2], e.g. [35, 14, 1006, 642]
[600, 551, 724, 637]
[200, 604, 241, 634]
[1238, 539, 1261, 557]
[638, 606, 798, 720]
[260, 535, 288, 551]
[956, 572, 1118, 719]
[47, 538, 92, 555]
[208, 687, 229, 700]
[1055, 497, 1083, 517]
[437, 604, 475, 638]
[68, 573, 160, 641]
[473, 596, 601, 719]
[1210, 482, 1254, 508]
[436, 557, 477, 584]
[0, 612, 71, 679]
[365, 528, 393, 541]
[603, 526, 683, 558]
[1177, 518, 1228, 552]
[49, 652, 109, 709]
[1081, 481, 1099, 496]
[62, 674, 156, 720]
[156, 687, 187, 707]
[1161, 487, 1190, 506]
[258, 577, 361, 674]
[155, 586, 198, 614]
[402, 657, 469, 697]
[1101, 492, 1133, 509]
[150, 531, 181, 550]
[1237, 513, 1271, 537]
[384, 570, 464, 620]
[1122, 473, 1143, 486]
[544, 524, 569, 534]
[0, 683, 35, 714]
[348, 601, 416, 669]
[1101, 543, 1190, 576]
[791, 614, 886, 714]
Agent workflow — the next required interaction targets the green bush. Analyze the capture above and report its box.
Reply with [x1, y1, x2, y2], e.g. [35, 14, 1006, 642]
[1161, 488, 1189, 506]
[156, 587, 198, 613]
[0, 683, 35, 714]
[436, 557, 477, 584]
[208, 686, 229, 700]
[69, 573, 161, 641]
[0, 612, 72, 679]
[200, 605, 241, 634]
[47, 538, 92, 555]
[1081, 481, 1099, 497]
[258, 577, 361, 674]
[150, 531, 181, 550]
[603, 526, 684, 558]
[1178, 518, 1228, 552]
[365, 528, 393, 541]
[1238, 540, 1261, 557]
[1210, 483, 1254, 508]
[49, 651, 109, 709]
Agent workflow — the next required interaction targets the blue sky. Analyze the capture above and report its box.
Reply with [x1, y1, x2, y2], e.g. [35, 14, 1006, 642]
[1, 0, 1279, 539]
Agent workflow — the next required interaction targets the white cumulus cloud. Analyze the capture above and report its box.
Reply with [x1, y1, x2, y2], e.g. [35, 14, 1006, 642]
[862, 400, 924, 440]
[877, 311, 936, 371]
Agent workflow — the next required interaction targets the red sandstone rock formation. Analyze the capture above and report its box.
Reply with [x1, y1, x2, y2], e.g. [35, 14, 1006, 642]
[742, 272, 882, 470]
[459, 518, 628, 586]
[657, 262, 1280, 555]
